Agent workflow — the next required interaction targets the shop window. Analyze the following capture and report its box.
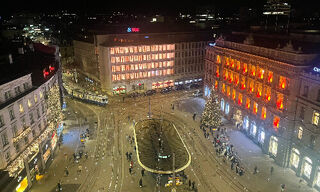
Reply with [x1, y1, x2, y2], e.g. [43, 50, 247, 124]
[261, 107, 267, 120]
[241, 76, 246, 89]
[236, 60, 241, 71]
[268, 71, 273, 83]
[232, 89, 236, 101]
[253, 102, 258, 114]
[258, 128, 265, 143]
[312, 111, 320, 126]
[238, 93, 243, 105]
[246, 98, 251, 109]
[297, 127, 303, 140]
[273, 116, 280, 129]
[225, 103, 230, 114]
[303, 157, 312, 178]
[221, 99, 225, 111]
[250, 65, 256, 77]
[269, 136, 278, 157]
[243, 63, 248, 74]
[243, 116, 249, 130]
[290, 148, 300, 169]
[250, 122, 257, 136]
[276, 93, 284, 110]
[279, 76, 287, 89]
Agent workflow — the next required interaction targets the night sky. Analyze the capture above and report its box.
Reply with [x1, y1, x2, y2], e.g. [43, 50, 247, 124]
[0, 0, 317, 16]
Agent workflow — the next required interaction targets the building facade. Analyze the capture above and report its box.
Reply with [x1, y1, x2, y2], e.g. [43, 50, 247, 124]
[0, 45, 63, 192]
[74, 28, 211, 95]
[204, 33, 319, 171]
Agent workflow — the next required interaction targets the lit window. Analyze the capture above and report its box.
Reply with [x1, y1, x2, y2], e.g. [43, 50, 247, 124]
[238, 93, 243, 105]
[268, 71, 273, 83]
[273, 116, 280, 129]
[243, 63, 248, 74]
[216, 55, 221, 64]
[19, 104, 24, 113]
[227, 86, 230, 97]
[246, 98, 251, 109]
[121, 65, 125, 71]
[232, 89, 236, 101]
[110, 48, 115, 54]
[256, 83, 262, 98]
[111, 57, 115, 63]
[253, 102, 258, 114]
[216, 67, 220, 78]
[225, 57, 230, 67]
[34, 94, 38, 103]
[312, 111, 320, 126]
[222, 83, 226, 93]
[261, 107, 266, 120]
[265, 86, 271, 102]
[249, 79, 254, 93]
[276, 93, 284, 110]
[28, 99, 32, 107]
[234, 74, 239, 86]
[40, 91, 43, 98]
[231, 59, 235, 68]
[258, 68, 264, 79]
[297, 127, 303, 140]
[279, 76, 287, 89]
[214, 81, 218, 89]
[236, 60, 241, 71]
[250, 65, 256, 77]
[240, 76, 246, 89]
[229, 72, 233, 83]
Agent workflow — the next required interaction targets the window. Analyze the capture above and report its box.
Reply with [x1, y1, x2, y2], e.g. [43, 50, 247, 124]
[5, 152, 10, 162]
[9, 109, 15, 121]
[297, 127, 303, 140]
[258, 68, 264, 80]
[23, 82, 29, 90]
[28, 99, 32, 107]
[238, 93, 243, 105]
[312, 111, 320, 126]
[279, 76, 287, 89]
[246, 98, 251, 109]
[0, 115, 4, 127]
[4, 90, 11, 101]
[240, 76, 246, 89]
[41, 103, 45, 114]
[32, 130, 36, 137]
[29, 113, 34, 125]
[310, 135, 316, 149]
[267, 71, 273, 83]
[250, 65, 256, 77]
[34, 94, 38, 103]
[14, 143, 20, 152]
[1, 132, 9, 147]
[303, 86, 309, 97]
[36, 108, 40, 119]
[299, 106, 305, 120]
[12, 124, 17, 137]
[19, 103, 24, 113]
[273, 116, 280, 129]
[256, 83, 262, 98]
[24, 136, 29, 145]
[14, 86, 21, 95]
[232, 89, 236, 101]
[242, 63, 248, 74]
[276, 93, 284, 110]
[261, 107, 267, 120]
[265, 86, 271, 102]
[253, 102, 258, 114]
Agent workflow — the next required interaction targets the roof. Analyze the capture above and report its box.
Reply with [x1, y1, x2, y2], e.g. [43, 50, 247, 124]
[221, 31, 320, 54]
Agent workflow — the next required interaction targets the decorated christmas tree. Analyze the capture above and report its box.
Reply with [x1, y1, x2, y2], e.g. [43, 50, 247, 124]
[201, 90, 222, 129]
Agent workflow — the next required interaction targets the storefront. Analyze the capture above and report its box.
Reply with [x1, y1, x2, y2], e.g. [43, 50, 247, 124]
[290, 148, 300, 170]
[152, 80, 174, 89]
[132, 83, 144, 91]
[258, 127, 265, 144]
[243, 116, 249, 131]
[204, 85, 211, 97]
[14, 169, 28, 192]
[233, 109, 242, 128]
[269, 136, 278, 157]
[113, 86, 126, 95]
[250, 121, 257, 136]
[42, 140, 52, 164]
[152, 82, 163, 89]
[302, 157, 312, 179]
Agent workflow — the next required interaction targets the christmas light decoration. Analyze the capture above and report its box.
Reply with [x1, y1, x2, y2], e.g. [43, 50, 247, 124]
[201, 90, 222, 129]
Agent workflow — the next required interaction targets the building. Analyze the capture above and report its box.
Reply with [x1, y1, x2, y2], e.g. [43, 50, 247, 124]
[204, 32, 320, 171]
[0, 43, 63, 192]
[73, 24, 212, 95]
[289, 68, 320, 189]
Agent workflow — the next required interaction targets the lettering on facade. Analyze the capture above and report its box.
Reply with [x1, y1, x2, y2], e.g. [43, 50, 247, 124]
[313, 67, 320, 73]
[127, 27, 140, 33]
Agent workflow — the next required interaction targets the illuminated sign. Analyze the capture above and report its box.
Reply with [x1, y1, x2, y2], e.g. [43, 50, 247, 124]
[314, 67, 320, 73]
[127, 27, 140, 33]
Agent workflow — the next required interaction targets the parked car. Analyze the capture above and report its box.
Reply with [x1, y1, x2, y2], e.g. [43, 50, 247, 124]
[174, 85, 184, 91]
[190, 83, 200, 89]
[145, 89, 156, 96]
[192, 89, 203, 97]
[161, 87, 172, 94]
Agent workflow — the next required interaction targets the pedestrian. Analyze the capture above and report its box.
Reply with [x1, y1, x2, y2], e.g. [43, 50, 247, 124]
[231, 162, 234, 170]
[129, 167, 132, 174]
[126, 152, 129, 160]
[192, 181, 195, 190]
[130, 160, 134, 168]
[85, 152, 88, 159]
[134, 146, 136, 151]
[141, 169, 145, 176]
[193, 113, 196, 121]
[188, 180, 191, 189]
[270, 166, 274, 176]
[65, 167, 69, 176]
[57, 181, 62, 191]
[253, 165, 258, 174]
[236, 164, 239, 174]
[139, 178, 143, 188]
[281, 184, 285, 191]
[172, 104, 175, 110]
[58, 142, 61, 149]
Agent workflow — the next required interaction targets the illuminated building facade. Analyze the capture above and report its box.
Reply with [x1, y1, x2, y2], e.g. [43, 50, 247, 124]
[205, 33, 320, 171]
[0, 44, 62, 192]
[290, 70, 320, 189]
[74, 27, 210, 94]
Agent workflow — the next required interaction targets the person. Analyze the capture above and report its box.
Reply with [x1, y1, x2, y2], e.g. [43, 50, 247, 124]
[126, 152, 129, 160]
[188, 180, 191, 189]
[253, 166, 258, 174]
[141, 169, 145, 177]
[130, 160, 134, 168]
[281, 184, 285, 191]
[139, 178, 143, 188]
[129, 167, 132, 175]
[192, 181, 195, 190]
[65, 167, 69, 176]
[172, 104, 174, 110]
[270, 166, 274, 176]
[85, 152, 88, 159]
[193, 113, 196, 121]
[57, 181, 62, 191]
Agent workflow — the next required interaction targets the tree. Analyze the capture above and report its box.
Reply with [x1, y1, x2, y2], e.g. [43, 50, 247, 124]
[201, 90, 222, 129]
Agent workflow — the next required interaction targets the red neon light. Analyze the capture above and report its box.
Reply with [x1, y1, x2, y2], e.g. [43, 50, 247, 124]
[49, 66, 55, 71]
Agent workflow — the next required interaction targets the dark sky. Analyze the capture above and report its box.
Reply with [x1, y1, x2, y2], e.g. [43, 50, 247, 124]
[0, 0, 317, 16]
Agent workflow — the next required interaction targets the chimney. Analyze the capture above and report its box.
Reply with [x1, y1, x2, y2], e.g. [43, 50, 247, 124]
[8, 54, 13, 64]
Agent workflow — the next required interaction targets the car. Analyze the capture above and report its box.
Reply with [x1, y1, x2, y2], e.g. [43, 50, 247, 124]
[190, 83, 200, 89]
[193, 90, 203, 97]
[174, 85, 184, 91]
[160, 87, 171, 94]
[145, 89, 156, 96]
